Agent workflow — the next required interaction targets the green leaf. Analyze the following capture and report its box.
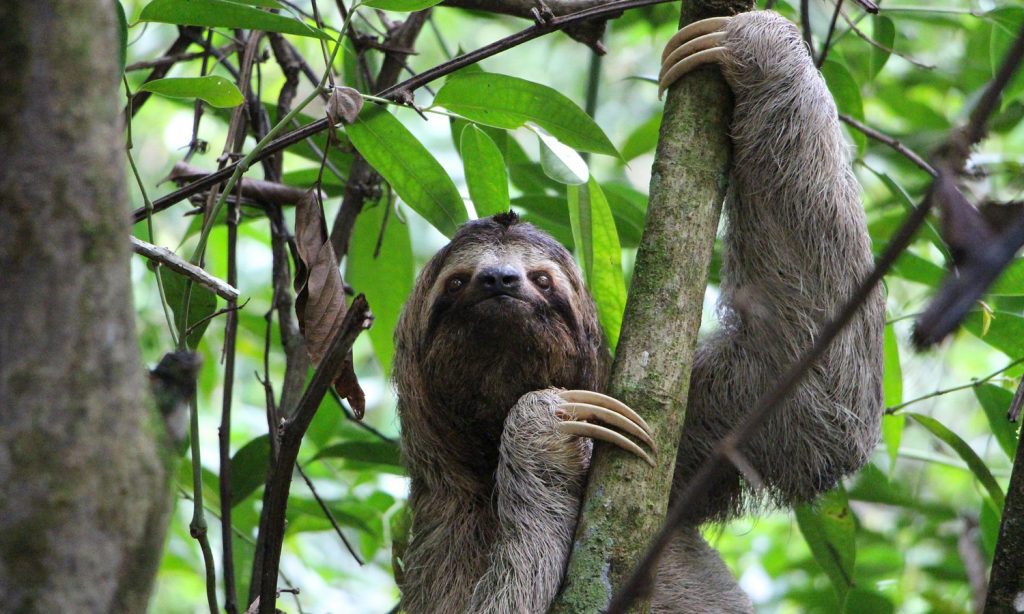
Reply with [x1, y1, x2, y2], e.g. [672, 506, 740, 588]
[229, 435, 270, 507]
[621, 112, 661, 161]
[346, 202, 414, 379]
[313, 441, 405, 474]
[347, 106, 467, 237]
[868, 16, 895, 80]
[795, 487, 857, 606]
[600, 182, 648, 249]
[362, 0, 443, 10]
[964, 310, 1024, 358]
[566, 177, 626, 350]
[882, 321, 904, 470]
[159, 269, 217, 349]
[975, 384, 1019, 460]
[536, 130, 589, 185]
[433, 73, 618, 156]
[908, 412, 1005, 509]
[138, 0, 331, 40]
[138, 76, 244, 108]
[990, 259, 1024, 296]
[989, 7, 1024, 108]
[821, 60, 866, 152]
[116, 2, 128, 74]
[460, 124, 510, 217]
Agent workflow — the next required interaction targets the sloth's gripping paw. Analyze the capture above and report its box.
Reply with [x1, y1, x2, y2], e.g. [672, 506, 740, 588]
[658, 15, 731, 98]
[555, 390, 657, 466]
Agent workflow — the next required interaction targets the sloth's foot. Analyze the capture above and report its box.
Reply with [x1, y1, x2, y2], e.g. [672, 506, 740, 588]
[658, 16, 730, 98]
[555, 390, 657, 466]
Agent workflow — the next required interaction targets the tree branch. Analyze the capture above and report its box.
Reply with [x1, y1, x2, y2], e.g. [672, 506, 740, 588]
[130, 236, 239, 301]
[550, 0, 753, 611]
[442, 0, 614, 51]
[255, 295, 371, 614]
[839, 113, 936, 176]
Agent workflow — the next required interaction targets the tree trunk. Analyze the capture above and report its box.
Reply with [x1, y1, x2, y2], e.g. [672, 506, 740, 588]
[550, 1, 753, 611]
[0, 2, 175, 611]
[985, 405, 1024, 613]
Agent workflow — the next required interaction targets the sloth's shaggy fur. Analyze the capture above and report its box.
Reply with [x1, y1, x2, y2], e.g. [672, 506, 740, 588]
[393, 11, 884, 613]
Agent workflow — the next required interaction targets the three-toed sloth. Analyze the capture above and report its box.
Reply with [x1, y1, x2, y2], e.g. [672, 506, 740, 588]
[392, 11, 884, 613]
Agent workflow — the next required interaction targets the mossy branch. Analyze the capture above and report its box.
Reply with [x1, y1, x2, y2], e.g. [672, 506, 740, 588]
[549, 1, 753, 612]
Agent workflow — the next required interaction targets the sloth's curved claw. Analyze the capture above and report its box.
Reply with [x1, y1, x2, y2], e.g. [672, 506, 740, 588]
[556, 390, 656, 465]
[558, 390, 654, 437]
[658, 16, 731, 99]
[558, 402, 657, 451]
[556, 422, 656, 467]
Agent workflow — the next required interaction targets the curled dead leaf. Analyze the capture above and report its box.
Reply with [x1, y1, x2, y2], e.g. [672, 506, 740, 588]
[293, 190, 366, 417]
[326, 86, 364, 126]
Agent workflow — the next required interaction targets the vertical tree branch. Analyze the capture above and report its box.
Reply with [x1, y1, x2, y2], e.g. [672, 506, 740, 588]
[550, 1, 753, 611]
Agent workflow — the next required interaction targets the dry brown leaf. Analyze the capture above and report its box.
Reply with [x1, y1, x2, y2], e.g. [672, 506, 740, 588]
[326, 86, 364, 126]
[293, 190, 366, 417]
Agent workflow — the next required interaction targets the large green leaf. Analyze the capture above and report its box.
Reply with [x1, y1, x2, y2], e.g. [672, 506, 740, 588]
[908, 412, 1005, 509]
[116, 2, 128, 74]
[460, 124, 510, 218]
[795, 487, 857, 606]
[620, 112, 662, 161]
[882, 321, 904, 470]
[566, 177, 626, 350]
[139, 76, 244, 108]
[821, 59, 866, 152]
[138, 0, 331, 39]
[362, 0, 444, 10]
[964, 310, 1024, 358]
[868, 16, 896, 80]
[975, 383, 1020, 460]
[433, 73, 618, 156]
[536, 130, 588, 185]
[346, 202, 414, 379]
[990, 259, 1024, 296]
[989, 7, 1024, 107]
[229, 435, 270, 507]
[159, 269, 217, 349]
[347, 106, 468, 237]
[313, 441, 405, 475]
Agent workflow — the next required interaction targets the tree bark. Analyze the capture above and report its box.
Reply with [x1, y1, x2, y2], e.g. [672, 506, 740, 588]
[985, 392, 1024, 613]
[0, 2, 176, 611]
[550, 1, 753, 611]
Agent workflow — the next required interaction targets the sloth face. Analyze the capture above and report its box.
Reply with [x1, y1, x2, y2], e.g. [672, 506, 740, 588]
[418, 213, 587, 350]
[395, 212, 605, 451]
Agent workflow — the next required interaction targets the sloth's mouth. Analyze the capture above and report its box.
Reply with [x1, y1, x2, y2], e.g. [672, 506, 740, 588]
[475, 291, 527, 305]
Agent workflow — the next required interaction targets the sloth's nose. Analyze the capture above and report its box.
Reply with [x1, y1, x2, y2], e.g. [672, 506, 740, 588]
[475, 265, 522, 293]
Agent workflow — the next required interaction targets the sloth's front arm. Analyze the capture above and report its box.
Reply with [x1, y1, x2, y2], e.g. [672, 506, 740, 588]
[465, 389, 655, 613]
[662, 11, 885, 520]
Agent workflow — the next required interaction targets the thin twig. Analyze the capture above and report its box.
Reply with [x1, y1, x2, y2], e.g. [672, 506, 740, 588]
[817, 0, 845, 67]
[296, 464, 364, 564]
[130, 236, 240, 301]
[840, 9, 935, 70]
[839, 113, 937, 176]
[885, 357, 1024, 415]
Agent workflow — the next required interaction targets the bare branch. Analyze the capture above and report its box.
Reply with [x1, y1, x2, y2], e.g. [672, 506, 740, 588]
[130, 236, 239, 301]
[839, 113, 936, 176]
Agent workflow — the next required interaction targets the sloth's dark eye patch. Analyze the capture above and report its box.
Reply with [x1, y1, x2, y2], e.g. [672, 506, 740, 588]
[530, 271, 553, 291]
[446, 274, 470, 294]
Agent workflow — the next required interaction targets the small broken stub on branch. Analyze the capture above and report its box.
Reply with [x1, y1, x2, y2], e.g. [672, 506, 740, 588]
[293, 190, 367, 417]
